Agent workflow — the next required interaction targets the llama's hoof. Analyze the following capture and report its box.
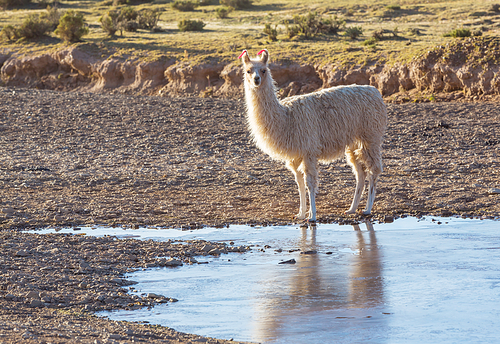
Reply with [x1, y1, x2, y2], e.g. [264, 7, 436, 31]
[362, 210, 372, 216]
[345, 209, 356, 215]
[294, 213, 306, 220]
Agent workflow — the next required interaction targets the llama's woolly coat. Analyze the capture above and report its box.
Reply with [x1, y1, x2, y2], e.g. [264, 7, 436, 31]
[246, 83, 387, 164]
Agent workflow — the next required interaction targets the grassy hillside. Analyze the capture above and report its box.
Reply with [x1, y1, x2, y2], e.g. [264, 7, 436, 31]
[1, 0, 500, 66]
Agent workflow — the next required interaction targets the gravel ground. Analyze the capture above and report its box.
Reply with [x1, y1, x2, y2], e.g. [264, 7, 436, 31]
[0, 87, 499, 343]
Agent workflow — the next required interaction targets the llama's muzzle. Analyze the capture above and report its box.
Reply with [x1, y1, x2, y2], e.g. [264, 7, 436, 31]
[254, 76, 261, 86]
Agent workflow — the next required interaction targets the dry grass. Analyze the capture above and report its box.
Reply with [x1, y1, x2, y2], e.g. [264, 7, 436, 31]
[1, 0, 500, 65]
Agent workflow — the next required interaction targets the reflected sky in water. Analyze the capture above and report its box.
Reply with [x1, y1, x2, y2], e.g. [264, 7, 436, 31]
[59, 217, 500, 343]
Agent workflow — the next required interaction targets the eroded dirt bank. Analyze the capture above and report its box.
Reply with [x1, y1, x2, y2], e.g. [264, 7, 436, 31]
[0, 87, 499, 343]
[1, 37, 500, 99]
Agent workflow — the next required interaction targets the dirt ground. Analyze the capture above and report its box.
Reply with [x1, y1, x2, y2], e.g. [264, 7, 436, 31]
[0, 86, 499, 343]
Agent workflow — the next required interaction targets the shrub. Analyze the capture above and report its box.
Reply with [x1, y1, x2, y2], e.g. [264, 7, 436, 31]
[490, 4, 500, 12]
[100, 10, 121, 36]
[216, 6, 233, 19]
[472, 29, 483, 37]
[263, 23, 277, 41]
[285, 12, 343, 39]
[199, 0, 215, 5]
[0, 0, 30, 10]
[178, 19, 205, 31]
[371, 29, 384, 41]
[137, 8, 161, 30]
[55, 10, 88, 42]
[0, 24, 17, 41]
[386, 5, 401, 10]
[220, 0, 252, 10]
[17, 13, 51, 39]
[444, 28, 471, 38]
[172, 0, 197, 12]
[121, 6, 138, 21]
[363, 37, 378, 46]
[39, 6, 61, 31]
[344, 26, 363, 40]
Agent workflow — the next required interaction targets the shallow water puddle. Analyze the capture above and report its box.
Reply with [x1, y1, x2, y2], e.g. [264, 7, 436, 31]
[42, 218, 500, 343]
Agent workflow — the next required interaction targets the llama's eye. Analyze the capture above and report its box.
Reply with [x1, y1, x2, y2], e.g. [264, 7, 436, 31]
[247, 70, 252, 74]
[261, 70, 266, 74]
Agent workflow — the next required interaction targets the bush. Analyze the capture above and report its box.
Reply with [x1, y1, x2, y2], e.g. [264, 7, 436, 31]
[371, 29, 383, 41]
[490, 4, 500, 12]
[199, 0, 215, 5]
[216, 6, 233, 19]
[172, 0, 197, 11]
[263, 23, 277, 41]
[285, 12, 343, 39]
[55, 10, 88, 42]
[363, 37, 378, 46]
[0, 25, 17, 41]
[344, 26, 363, 40]
[17, 13, 51, 39]
[386, 5, 401, 10]
[0, 0, 30, 10]
[178, 19, 205, 31]
[220, 0, 252, 10]
[100, 10, 121, 36]
[444, 28, 471, 38]
[40, 6, 61, 31]
[137, 8, 161, 30]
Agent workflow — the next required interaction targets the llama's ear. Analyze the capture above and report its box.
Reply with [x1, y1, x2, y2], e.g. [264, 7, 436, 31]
[238, 50, 250, 64]
[257, 49, 269, 64]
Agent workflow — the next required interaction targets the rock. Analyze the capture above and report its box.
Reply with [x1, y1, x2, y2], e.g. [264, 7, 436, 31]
[1, 208, 14, 215]
[30, 300, 44, 308]
[278, 259, 296, 265]
[15, 250, 28, 257]
[147, 293, 163, 299]
[300, 250, 317, 255]
[487, 188, 500, 195]
[163, 258, 183, 267]
[383, 215, 395, 223]
[4, 294, 15, 300]
[201, 244, 214, 252]
[25, 291, 39, 299]
[208, 248, 221, 256]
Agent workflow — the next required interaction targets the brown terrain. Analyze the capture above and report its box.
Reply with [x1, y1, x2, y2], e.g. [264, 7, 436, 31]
[0, 37, 499, 343]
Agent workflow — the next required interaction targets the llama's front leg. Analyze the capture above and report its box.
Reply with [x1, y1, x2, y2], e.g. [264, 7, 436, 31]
[302, 159, 319, 222]
[286, 160, 307, 219]
[345, 151, 367, 215]
[363, 173, 378, 215]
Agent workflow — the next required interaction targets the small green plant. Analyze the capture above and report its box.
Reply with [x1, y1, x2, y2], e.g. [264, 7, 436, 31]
[178, 19, 205, 32]
[363, 37, 378, 46]
[386, 5, 401, 10]
[216, 6, 233, 19]
[220, 0, 252, 10]
[344, 26, 363, 40]
[263, 23, 278, 41]
[172, 0, 198, 12]
[55, 10, 88, 42]
[444, 28, 471, 38]
[371, 29, 384, 41]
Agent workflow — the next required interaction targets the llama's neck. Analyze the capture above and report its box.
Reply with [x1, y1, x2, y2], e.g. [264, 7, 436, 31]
[244, 78, 286, 143]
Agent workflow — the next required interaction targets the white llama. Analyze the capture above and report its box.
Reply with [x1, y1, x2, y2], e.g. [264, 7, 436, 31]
[239, 49, 387, 221]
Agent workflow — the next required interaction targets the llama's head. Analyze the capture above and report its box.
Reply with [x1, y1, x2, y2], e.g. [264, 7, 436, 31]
[239, 49, 270, 89]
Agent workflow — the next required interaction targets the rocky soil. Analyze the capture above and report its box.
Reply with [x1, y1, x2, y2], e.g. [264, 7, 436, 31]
[0, 86, 499, 343]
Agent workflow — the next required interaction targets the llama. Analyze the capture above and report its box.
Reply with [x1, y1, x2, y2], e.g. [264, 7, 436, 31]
[239, 49, 387, 221]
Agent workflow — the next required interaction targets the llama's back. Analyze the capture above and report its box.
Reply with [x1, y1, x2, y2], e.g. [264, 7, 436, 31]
[280, 84, 387, 162]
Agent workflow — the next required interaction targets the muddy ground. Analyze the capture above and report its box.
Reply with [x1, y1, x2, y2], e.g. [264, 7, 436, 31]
[0, 87, 499, 343]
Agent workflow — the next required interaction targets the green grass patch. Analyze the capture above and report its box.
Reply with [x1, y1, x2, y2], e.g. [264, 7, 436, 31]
[0, 0, 499, 67]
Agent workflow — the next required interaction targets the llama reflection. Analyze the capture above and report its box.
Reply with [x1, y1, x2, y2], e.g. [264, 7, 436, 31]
[252, 222, 385, 342]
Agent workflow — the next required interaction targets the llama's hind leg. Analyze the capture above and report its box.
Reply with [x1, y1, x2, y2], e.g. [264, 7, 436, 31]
[301, 158, 319, 222]
[286, 159, 307, 219]
[345, 148, 367, 215]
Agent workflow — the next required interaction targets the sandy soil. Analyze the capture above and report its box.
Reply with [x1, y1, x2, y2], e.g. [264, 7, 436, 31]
[0, 86, 499, 343]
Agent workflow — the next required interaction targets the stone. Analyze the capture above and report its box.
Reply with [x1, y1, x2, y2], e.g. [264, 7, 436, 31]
[25, 291, 39, 299]
[147, 293, 163, 299]
[15, 250, 28, 257]
[487, 188, 500, 195]
[278, 259, 296, 264]
[163, 258, 183, 267]
[30, 300, 44, 308]
[383, 215, 395, 223]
